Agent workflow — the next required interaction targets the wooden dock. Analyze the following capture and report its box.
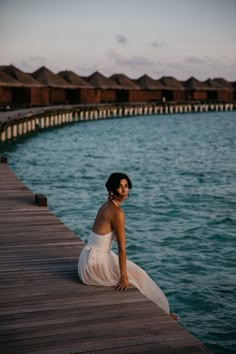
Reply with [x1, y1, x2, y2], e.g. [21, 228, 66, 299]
[0, 160, 213, 353]
[1, 102, 235, 143]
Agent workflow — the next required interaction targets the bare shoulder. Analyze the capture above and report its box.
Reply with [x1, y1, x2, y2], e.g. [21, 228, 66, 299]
[112, 204, 125, 217]
[111, 206, 125, 229]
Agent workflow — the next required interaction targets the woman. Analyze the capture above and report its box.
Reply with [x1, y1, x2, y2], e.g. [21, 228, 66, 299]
[78, 172, 178, 319]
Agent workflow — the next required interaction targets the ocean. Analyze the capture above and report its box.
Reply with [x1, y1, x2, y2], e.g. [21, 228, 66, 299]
[1, 111, 236, 353]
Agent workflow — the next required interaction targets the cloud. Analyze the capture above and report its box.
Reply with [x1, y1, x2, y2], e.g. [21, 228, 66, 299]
[151, 40, 166, 48]
[14, 56, 47, 72]
[108, 48, 156, 69]
[184, 56, 206, 64]
[115, 34, 128, 44]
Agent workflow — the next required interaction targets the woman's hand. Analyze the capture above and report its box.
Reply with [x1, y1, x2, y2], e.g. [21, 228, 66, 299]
[115, 275, 129, 291]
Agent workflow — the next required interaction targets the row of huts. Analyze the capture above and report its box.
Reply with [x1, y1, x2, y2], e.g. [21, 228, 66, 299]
[0, 65, 235, 108]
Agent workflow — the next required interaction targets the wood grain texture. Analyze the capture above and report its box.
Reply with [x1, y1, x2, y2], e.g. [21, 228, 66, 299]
[0, 162, 213, 353]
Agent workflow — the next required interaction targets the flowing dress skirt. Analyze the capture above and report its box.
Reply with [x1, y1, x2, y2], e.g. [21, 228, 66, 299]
[78, 231, 170, 314]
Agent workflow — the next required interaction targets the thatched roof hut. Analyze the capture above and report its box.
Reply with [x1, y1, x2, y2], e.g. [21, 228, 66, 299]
[31, 66, 75, 104]
[83, 71, 120, 103]
[110, 74, 140, 90]
[183, 77, 208, 90]
[32, 66, 73, 88]
[0, 65, 49, 106]
[135, 74, 165, 90]
[109, 74, 145, 103]
[159, 76, 184, 89]
[214, 78, 233, 89]
[205, 78, 233, 101]
[57, 70, 100, 104]
[132, 74, 165, 102]
[84, 71, 121, 90]
[0, 70, 23, 106]
[0, 70, 22, 87]
[182, 77, 209, 101]
[57, 70, 93, 88]
[2, 65, 43, 87]
[159, 76, 185, 101]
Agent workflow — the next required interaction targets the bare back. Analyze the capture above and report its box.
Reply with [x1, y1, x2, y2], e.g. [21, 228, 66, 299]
[92, 200, 121, 236]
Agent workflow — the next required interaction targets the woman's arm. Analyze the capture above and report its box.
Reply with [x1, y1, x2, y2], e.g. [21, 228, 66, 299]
[112, 209, 129, 290]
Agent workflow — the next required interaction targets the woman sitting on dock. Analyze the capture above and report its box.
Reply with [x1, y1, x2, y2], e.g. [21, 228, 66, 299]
[78, 172, 178, 320]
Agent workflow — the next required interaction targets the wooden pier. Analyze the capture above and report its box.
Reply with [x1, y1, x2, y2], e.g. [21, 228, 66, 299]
[1, 102, 235, 143]
[0, 160, 213, 353]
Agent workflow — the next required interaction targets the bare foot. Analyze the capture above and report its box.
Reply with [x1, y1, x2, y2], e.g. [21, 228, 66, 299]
[170, 313, 179, 321]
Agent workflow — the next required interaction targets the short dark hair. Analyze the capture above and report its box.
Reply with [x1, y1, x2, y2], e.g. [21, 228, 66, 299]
[105, 172, 132, 194]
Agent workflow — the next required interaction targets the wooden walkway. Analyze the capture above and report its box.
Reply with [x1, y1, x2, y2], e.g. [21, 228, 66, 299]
[0, 161, 213, 354]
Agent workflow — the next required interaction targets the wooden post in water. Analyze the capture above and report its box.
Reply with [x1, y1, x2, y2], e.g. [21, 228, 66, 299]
[7, 125, 12, 140]
[74, 111, 78, 122]
[50, 115, 54, 127]
[54, 115, 58, 126]
[13, 124, 17, 138]
[0, 130, 6, 142]
[23, 121, 28, 135]
[18, 122, 23, 135]
[31, 119, 36, 131]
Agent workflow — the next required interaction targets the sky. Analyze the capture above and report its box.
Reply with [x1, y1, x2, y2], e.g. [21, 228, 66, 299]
[0, 0, 236, 80]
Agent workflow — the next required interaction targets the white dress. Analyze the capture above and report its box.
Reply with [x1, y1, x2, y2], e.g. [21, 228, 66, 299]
[78, 231, 170, 314]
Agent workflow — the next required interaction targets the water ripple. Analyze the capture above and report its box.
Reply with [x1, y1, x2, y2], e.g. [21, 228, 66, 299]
[1, 111, 236, 353]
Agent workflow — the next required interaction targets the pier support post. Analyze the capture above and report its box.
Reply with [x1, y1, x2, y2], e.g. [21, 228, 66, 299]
[7, 125, 12, 140]
[13, 124, 18, 138]
[45, 116, 49, 128]
[23, 121, 28, 135]
[18, 122, 23, 135]
[74, 111, 78, 122]
[27, 120, 32, 132]
[54, 115, 58, 126]
[0, 130, 6, 143]
[40, 117, 45, 129]
[50, 115, 54, 127]
[31, 119, 36, 131]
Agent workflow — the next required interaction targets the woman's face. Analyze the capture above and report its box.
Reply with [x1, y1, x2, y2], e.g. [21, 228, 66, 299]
[116, 178, 129, 200]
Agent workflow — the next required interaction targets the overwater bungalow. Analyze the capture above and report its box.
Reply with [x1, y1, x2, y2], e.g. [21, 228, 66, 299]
[110, 73, 143, 103]
[182, 77, 209, 101]
[205, 78, 233, 101]
[159, 76, 185, 101]
[231, 81, 236, 100]
[83, 71, 121, 103]
[135, 74, 165, 102]
[1, 65, 49, 107]
[0, 69, 23, 108]
[58, 70, 99, 104]
[31, 66, 73, 105]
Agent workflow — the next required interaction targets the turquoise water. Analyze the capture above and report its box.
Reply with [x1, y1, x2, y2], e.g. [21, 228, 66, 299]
[1, 111, 236, 353]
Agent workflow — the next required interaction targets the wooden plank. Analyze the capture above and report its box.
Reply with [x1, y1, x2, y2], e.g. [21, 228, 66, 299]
[0, 163, 213, 353]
